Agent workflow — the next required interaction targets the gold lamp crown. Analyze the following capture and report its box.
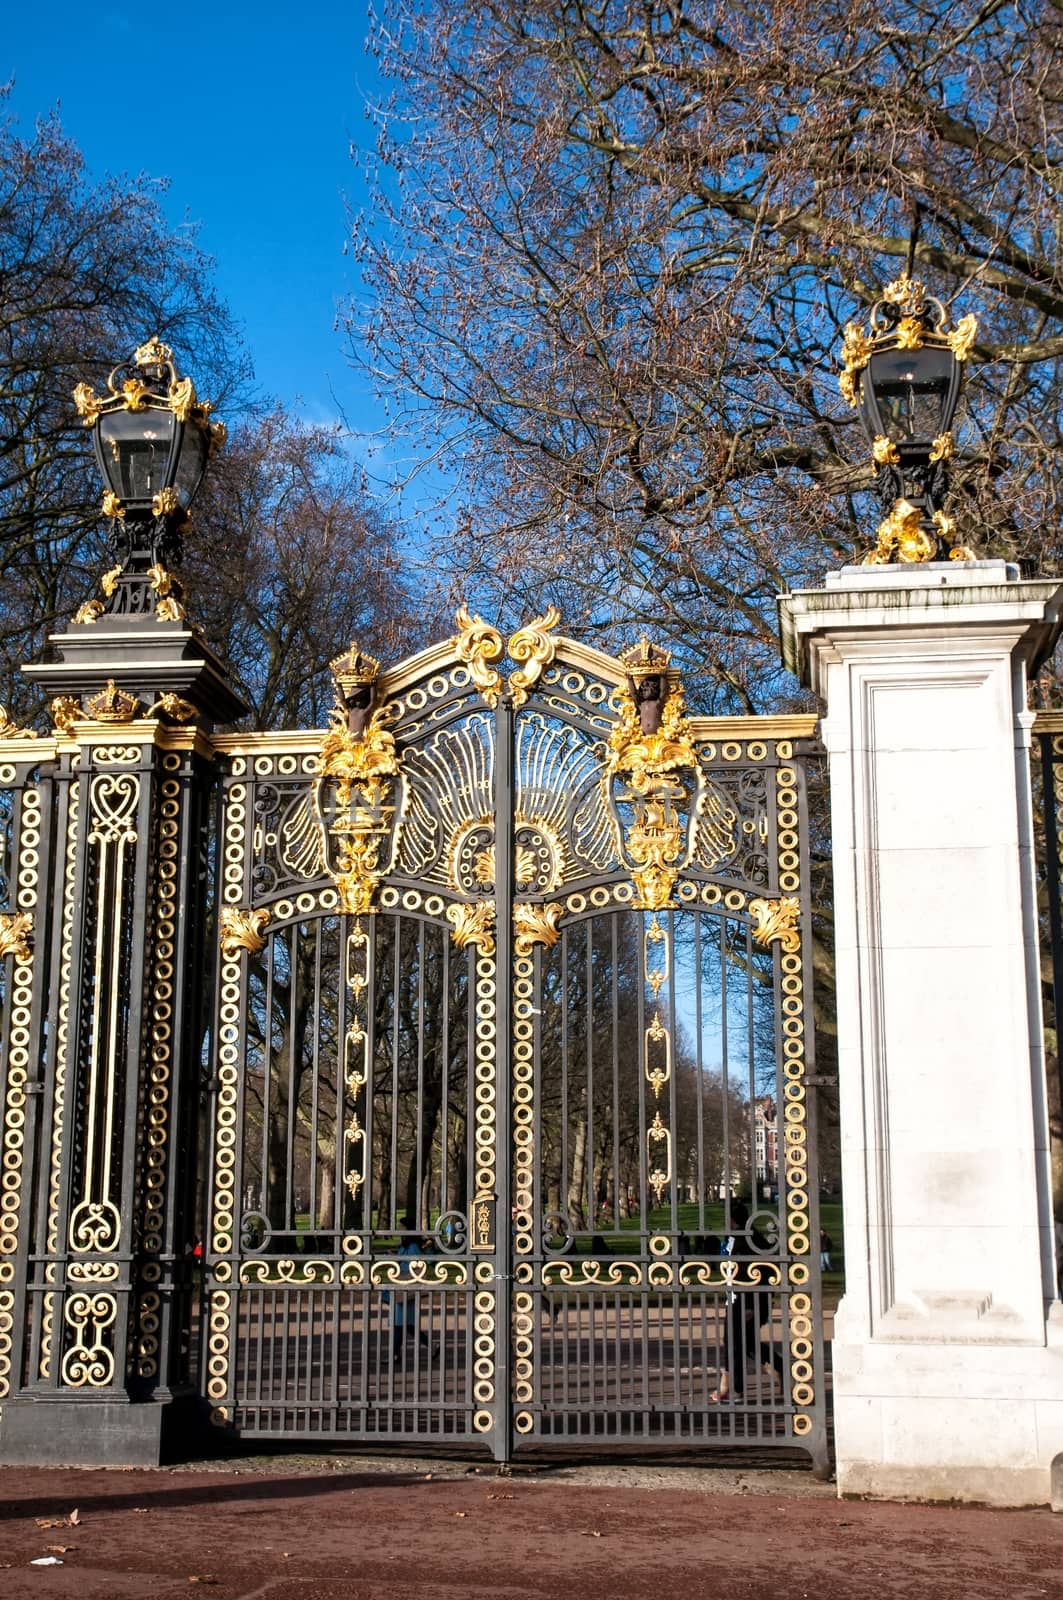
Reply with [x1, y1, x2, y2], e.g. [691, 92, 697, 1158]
[330, 645, 381, 696]
[620, 637, 671, 682]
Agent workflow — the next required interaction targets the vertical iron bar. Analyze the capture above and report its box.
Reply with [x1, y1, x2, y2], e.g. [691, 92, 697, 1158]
[491, 695, 515, 1462]
[1041, 735, 1063, 1117]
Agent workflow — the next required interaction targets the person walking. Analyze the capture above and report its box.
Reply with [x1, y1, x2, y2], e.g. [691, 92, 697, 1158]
[710, 1200, 786, 1403]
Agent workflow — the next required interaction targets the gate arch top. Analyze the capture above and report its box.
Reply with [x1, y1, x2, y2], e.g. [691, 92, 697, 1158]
[211, 606, 817, 923]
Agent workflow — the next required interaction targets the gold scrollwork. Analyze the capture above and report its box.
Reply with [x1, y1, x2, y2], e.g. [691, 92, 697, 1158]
[543, 1258, 644, 1288]
[507, 606, 561, 707]
[454, 605, 504, 705]
[68, 1198, 121, 1253]
[513, 901, 562, 957]
[68, 1260, 120, 1283]
[947, 314, 978, 362]
[0, 911, 33, 963]
[446, 900, 497, 956]
[60, 1292, 117, 1387]
[240, 1259, 335, 1285]
[219, 906, 271, 958]
[73, 599, 105, 625]
[749, 896, 801, 954]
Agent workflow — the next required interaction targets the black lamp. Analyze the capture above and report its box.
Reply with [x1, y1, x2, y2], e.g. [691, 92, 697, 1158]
[839, 278, 977, 564]
[73, 339, 224, 618]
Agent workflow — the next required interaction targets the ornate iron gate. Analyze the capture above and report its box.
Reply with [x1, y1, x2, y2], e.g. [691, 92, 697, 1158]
[202, 614, 826, 1468]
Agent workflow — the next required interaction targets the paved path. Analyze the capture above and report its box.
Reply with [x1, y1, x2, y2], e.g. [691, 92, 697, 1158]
[0, 1452, 1060, 1599]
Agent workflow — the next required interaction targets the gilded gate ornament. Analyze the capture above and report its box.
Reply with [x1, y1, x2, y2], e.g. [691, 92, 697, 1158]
[0, 911, 33, 962]
[219, 906, 271, 958]
[454, 605, 505, 705]
[605, 638, 699, 910]
[749, 895, 802, 954]
[315, 644, 404, 915]
[513, 900, 562, 956]
[507, 606, 561, 708]
[85, 680, 140, 723]
[446, 900, 497, 956]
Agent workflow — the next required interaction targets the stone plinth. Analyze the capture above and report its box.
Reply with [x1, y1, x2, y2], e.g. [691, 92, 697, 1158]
[780, 561, 1063, 1507]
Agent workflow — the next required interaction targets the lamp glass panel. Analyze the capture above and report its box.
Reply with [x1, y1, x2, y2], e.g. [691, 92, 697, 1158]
[173, 420, 209, 508]
[98, 409, 176, 502]
[867, 346, 953, 443]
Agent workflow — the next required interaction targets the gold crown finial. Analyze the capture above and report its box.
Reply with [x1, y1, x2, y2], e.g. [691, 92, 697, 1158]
[620, 636, 671, 681]
[85, 680, 140, 723]
[329, 644, 381, 696]
[133, 336, 174, 370]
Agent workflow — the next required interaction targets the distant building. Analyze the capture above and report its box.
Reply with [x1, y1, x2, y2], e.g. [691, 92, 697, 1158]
[753, 1094, 777, 1199]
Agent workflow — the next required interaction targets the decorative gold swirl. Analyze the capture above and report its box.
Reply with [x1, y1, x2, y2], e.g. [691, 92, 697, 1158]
[454, 605, 504, 705]
[507, 606, 561, 707]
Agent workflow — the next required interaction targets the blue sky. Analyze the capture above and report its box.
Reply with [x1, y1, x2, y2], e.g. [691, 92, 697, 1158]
[4, 3, 384, 435]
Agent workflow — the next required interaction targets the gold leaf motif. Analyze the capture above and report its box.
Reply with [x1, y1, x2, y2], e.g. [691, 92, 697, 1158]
[871, 435, 900, 466]
[73, 599, 105, 625]
[929, 432, 953, 463]
[893, 316, 925, 351]
[156, 596, 186, 623]
[947, 314, 978, 362]
[446, 900, 496, 956]
[454, 604, 504, 705]
[72, 382, 104, 425]
[839, 321, 873, 380]
[0, 912, 33, 963]
[749, 896, 801, 954]
[167, 375, 196, 423]
[121, 376, 150, 411]
[507, 606, 561, 708]
[151, 487, 180, 518]
[219, 905, 271, 958]
[513, 900, 563, 956]
[101, 491, 123, 519]
[100, 565, 123, 597]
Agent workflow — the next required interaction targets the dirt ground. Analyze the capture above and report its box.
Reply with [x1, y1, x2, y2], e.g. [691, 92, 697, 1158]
[0, 1452, 1061, 1600]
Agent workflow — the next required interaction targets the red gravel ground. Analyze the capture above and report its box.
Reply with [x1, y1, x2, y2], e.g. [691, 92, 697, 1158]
[0, 1458, 1061, 1600]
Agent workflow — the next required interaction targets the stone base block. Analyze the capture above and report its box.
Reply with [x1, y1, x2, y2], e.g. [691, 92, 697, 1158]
[833, 1331, 1063, 1507]
[0, 1394, 208, 1468]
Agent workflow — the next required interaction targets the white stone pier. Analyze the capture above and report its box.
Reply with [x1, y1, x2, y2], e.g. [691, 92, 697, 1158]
[780, 561, 1063, 1507]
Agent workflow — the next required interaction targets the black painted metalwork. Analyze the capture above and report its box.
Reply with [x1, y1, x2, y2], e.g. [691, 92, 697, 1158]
[200, 630, 827, 1470]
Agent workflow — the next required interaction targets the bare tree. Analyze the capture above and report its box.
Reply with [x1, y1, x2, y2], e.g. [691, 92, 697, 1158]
[0, 98, 249, 704]
[186, 408, 428, 728]
[350, 0, 1062, 709]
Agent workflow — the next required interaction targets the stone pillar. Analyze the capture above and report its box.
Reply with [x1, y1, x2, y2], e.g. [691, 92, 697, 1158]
[780, 560, 1063, 1508]
[0, 610, 245, 1467]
